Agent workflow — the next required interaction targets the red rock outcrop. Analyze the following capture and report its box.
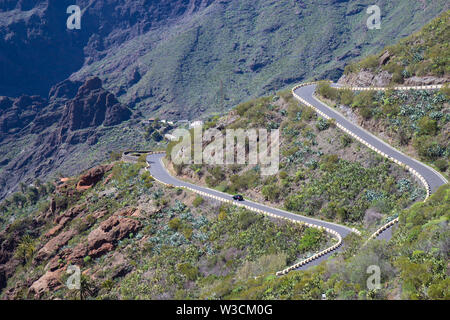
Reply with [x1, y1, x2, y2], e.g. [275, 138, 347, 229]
[52, 204, 86, 230]
[29, 269, 64, 298]
[338, 70, 392, 87]
[87, 211, 141, 258]
[34, 230, 76, 264]
[76, 164, 114, 191]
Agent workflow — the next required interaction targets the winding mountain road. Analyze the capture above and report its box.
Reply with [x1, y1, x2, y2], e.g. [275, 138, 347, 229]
[146, 152, 353, 270]
[295, 83, 448, 194]
[143, 82, 448, 274]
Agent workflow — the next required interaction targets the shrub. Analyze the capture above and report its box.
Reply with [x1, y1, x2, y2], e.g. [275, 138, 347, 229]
[317, 83, 338, 101]
[340, 135, 352, 148]
[339, 89, 354, 105]
[392, 71, 404, 84]
[295, 170, 306, 181]
[287, 104, 302, 120]
[434, 159, 448, 172]
[177, 263, 199, 281]
[228, 170, 260, 192]
[73, 218, 90, 233]
[381, 103, 400, 116]
[15, 235, 35, 265]
[237, 253, 288, 280]
[336, 208, 347, 222]
[439, 85, 450, 99]
[173, 163, 184, 175]
[206, 167, 225, 187]
[141, 171, 154, 188]
[109, 151, 122, 161]
[238, 210, 258, 230]
[261, 184, 281, 202]
[359, 107, 373, 120]
[302, 107, 316, 121]
[193, 196, 204, 207]
[316, 118, 330, 131]
[12, 192, 27, 208]
[320, 154, 339, 172]
[417, 116, 437, 136]
[413, 136, 444, 160]
[359, 56, 379, 70]
[137, 153, 148, 163]
[352, 91, 376, 109]
[279, 171, 288, 179]
[298, 228, 323, 252]
[236, 101, 253, 116]
[168, 217, 182, 231]
[218, 209, 227, 221]
[151, 130, 163, 142]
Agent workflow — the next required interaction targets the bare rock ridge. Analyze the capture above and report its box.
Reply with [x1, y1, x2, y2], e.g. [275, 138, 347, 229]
[60, 77, 132, 132]
[0, 162, 141, 298]
[338, 70, 393, 87]
[338, 70, 450, 87]
[0, 0, 216, 97]
[0, 77, 132, 200]
[29, 206, 141, 298]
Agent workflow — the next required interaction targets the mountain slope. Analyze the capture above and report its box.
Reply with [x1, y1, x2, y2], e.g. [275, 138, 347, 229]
[0, 1, 448, 199]
[315, 12, 450, 178]
[73, 0, 450, 119]
[340, 10, 450, 86]
[0, 161, 332, 299]
[165, 89, 426, 236]
[223, 184, 449, 300]
[1, 1, 448, 119]
[0, 77, 137, 201]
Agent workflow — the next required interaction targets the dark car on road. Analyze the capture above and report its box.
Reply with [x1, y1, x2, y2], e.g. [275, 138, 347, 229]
[232, 194, 244, 201]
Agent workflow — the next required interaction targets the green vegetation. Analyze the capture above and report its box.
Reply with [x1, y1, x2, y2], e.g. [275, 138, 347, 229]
[0, 159, 332, 300]
[1, 4, 449, 302]
[316, 83, 450, 176]
[14, 235, 36, 265]
[77, 1, 447, 119]
[168, 90, 425, 231]
[118, 203, 331, 299]
[0, 180, 55, 231]
[192, 196, 204, 208]
[344, 11, 449, 83]
[144, 120, 173, 142]
[223, 184, 449, 300]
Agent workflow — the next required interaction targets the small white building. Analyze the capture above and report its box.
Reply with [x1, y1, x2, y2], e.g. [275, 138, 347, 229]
[189, 120, 204, 128]
[160, 119, 175, 125]
[164, 134, 178, 141]
[142, 117, 156, 125]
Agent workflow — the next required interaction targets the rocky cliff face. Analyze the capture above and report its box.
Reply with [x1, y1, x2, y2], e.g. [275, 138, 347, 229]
[338, 70, 450, 87]
[0, 0, 214, 97]
[0, 1, 447, 115]
[0, 77, 131, 200]
[338, 70, 393, 87]
[0, 163, 143, 298]
[0, 95, 47, 139]
[59, 77, 131, 132]
[0, 0, 448, 199]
